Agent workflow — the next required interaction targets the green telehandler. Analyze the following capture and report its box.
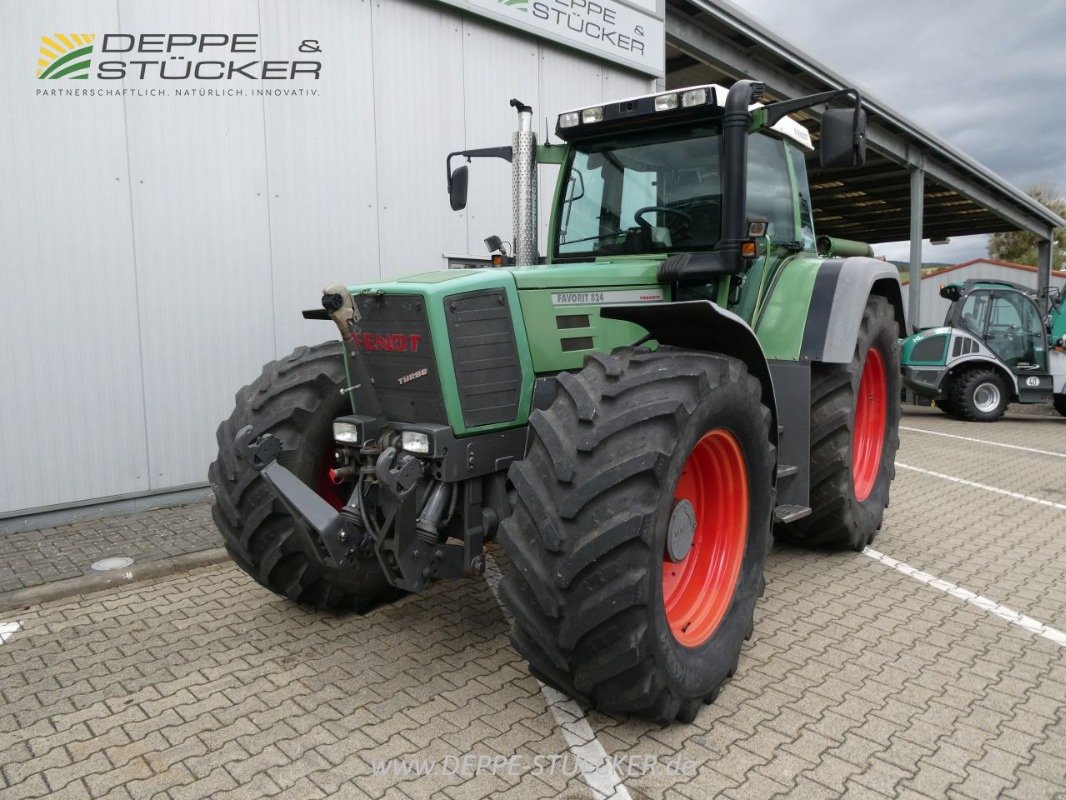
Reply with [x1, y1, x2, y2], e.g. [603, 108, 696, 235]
[209, 80, 905, 722]
[901, 280, 1066, 421]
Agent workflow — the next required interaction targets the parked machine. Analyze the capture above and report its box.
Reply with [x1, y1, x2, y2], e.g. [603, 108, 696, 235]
[901, 279, 1066, 421]
[208, 81, 905, 722]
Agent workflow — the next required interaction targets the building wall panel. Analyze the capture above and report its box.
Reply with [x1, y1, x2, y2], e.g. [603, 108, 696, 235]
[460, 17, 539, 259]
[0, 1, 150, 511]
[0, 0, 655, 515]
[259, 0, 382, 356]
[117, 0, 276, 491]
[371, 0, 467, 276]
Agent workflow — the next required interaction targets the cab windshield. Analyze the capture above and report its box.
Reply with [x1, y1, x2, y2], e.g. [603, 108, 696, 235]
[555, 128, 722, 259]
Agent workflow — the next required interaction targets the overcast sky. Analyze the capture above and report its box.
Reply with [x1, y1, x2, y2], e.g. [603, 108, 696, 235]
[738, 0, 1066, 263]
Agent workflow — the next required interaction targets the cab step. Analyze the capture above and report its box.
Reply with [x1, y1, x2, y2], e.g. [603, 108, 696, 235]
[776, 464, 799, 479]
[773, 504, 812, 524]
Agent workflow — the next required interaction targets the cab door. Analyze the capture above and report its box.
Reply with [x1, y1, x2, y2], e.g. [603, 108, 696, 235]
[985, 291, 1048, 373]
[735, 133, 799, 322]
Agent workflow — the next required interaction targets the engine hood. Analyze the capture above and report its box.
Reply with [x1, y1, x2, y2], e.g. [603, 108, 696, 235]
[350, 258, 664, 295]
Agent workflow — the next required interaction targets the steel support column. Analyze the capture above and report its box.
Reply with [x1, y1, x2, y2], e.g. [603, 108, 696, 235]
[1037, 238, 1052, 299]
[908, 165, 924, 333]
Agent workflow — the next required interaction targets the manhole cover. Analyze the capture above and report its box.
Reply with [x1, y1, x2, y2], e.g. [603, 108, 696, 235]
[91, 557, 134, 571]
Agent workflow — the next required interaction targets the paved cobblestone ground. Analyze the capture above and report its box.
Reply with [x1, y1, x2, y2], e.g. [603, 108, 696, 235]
[0, 503, 217, 595]
[0, 408, 1063, 799]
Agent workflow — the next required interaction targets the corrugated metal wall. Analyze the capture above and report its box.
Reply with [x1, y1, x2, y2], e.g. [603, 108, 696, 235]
[902, 262, 1066, 328]
[0, 0, 652, 515]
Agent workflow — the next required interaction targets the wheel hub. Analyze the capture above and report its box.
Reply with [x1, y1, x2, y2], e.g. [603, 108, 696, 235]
[666, 499, 697, 563]
[973, 382, 1000, 413]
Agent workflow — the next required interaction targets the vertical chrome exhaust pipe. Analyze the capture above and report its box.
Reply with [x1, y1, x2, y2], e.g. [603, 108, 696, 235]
[510, 99, 538, 267]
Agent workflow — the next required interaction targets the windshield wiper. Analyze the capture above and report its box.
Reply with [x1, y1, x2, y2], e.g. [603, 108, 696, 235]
[559, 228, 634, 247]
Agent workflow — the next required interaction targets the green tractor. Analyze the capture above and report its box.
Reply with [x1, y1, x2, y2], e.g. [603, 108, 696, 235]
[209, 80, 905, 722]
[901, 279, 1066, 421]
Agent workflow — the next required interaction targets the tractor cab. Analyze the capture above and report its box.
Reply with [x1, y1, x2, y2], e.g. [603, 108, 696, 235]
[901, 279, 1066, 420]
[941, 280, 1048, 373]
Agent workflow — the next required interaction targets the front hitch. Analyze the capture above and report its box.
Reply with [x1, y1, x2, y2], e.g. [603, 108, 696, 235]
[233, 426, 471, 592]
[374, 446, 420, 499]
[233, 425, 370, 568]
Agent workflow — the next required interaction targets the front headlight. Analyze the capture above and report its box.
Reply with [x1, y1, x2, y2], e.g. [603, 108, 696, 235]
[333, 421, 361, 445]
[401, 430, 430, 455]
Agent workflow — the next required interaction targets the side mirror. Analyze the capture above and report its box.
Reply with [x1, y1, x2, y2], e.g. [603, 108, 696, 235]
[820, 107, 866, 168]
[939, 284, 961, 302]
[448, 165, 469, 211]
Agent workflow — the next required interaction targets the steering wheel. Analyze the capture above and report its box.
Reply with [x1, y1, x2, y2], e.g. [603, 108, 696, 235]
[634, 206, 693, 230]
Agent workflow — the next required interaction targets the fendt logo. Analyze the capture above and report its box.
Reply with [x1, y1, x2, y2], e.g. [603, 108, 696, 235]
[351, 333, 423, 353]
[37, 34, 96, 80]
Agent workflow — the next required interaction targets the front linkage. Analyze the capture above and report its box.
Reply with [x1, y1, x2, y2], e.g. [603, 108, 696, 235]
[234, 286, 521, 593]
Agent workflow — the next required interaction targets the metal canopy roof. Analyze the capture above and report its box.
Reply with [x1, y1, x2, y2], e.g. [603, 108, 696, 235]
[664, 0, 1065, 245]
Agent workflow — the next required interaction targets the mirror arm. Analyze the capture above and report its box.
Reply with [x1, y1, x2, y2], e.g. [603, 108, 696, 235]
[446, 146, 514, 192]
[763, 87, 863, 127]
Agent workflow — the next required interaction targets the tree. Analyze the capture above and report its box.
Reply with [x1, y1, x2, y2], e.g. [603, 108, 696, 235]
[987, 183, 1066, 267]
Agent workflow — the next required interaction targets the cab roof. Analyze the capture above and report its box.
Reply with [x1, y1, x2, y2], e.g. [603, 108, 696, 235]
[556, 83, 813, 150]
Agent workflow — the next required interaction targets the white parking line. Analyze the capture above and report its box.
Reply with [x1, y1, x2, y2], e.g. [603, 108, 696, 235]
[863, 548, 1066, 648]
[900, 426, 1066, 459]
[0, 621, 22, 645]
[895, 462, 1066, 511]
[484, 555, 630, 800]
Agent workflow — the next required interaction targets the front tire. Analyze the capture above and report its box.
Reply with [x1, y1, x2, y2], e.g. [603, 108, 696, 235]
[785, 295, 901, 551]
[1055, 394, 1066, 418]
[949, 368, 1009, 422]
[208, 341, 397, 611]
[937, 395, 958, 416]
[499, 348, 774, 723]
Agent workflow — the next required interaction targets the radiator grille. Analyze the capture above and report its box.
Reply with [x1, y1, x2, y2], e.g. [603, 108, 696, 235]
[445, 289, 522, 427]
[351, 293, 447, 424]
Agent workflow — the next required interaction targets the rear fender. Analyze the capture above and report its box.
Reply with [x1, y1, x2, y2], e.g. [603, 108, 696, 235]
[601, 301, 777, 450]
[800, 257, 906, 363]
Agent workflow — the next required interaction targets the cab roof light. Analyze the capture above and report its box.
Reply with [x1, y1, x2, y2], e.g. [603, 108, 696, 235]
[654, 93, 678, 111]
[558, 111, 580, 129]
[581, 106, 604, 124]
[681, 88, 709, 108]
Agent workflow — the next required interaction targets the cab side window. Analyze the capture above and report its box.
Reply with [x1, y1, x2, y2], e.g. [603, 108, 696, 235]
[956, 290, 990, 335]
[746, 134, 796, 243]
[789, 144, 816, 251]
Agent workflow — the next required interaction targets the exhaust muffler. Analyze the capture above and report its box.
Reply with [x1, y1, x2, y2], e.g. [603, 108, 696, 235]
[510, 99, 538, 267]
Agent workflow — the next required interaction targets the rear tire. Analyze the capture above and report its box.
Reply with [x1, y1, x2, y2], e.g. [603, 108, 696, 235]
[784, 296, 900, 551]
[499, 348, 774, 723]
[208, 341, 397, 611]
[949, 368, 1009, 422]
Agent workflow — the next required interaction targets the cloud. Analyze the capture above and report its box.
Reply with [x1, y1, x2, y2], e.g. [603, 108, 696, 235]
[740, 0, 1066, 198]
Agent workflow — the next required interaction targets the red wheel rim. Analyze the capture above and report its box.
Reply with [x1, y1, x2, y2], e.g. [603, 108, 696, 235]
[662, 429, 748, 647]
[852, 347, 887, 502]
